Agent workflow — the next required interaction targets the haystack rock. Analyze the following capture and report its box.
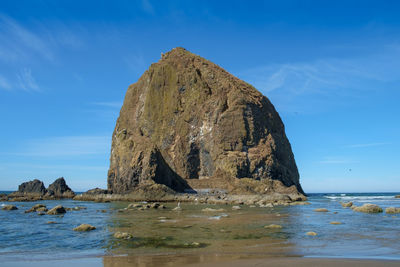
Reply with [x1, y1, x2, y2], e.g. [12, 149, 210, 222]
[107, 48, 304, 196]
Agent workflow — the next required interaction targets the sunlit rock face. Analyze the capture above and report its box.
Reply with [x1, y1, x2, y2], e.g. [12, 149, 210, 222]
[107, 47, 304, 195]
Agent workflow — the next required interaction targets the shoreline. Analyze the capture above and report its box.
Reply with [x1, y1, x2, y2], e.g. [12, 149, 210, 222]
[2, 254, 400, 267]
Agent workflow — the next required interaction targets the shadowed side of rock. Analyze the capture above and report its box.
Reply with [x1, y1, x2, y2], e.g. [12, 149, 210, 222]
[46, 177, 75, 198]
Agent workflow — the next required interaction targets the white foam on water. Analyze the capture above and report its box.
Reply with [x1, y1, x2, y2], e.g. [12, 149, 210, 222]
[324, 195, 395, 200]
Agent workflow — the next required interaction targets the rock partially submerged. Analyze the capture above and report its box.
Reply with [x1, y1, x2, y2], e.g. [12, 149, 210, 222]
[1, 205, 18, 210]
[7, 178, 75, 201]
[264, 224, 282, 229]
[340, 201, 353, 208]
[306, 231, 317, 236]
[395, 195, 400, 198]
[73, 224, 96, 232]
[114, 232, 133, 239]
[385, 207, 400, 214]
[314, 208, 328, 212]
[330, 221, 342, 225]
[353, 204, 383, 213]
[47, 205, 67, 215]
[25, 204, 47, 213]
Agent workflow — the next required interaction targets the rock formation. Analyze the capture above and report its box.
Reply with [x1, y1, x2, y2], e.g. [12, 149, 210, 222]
[18, 179, 47, 195]
[46, 177, 75, 198]
[107, 47, 304, 196]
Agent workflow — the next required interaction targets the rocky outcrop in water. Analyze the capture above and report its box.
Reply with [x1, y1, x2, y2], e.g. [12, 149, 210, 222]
[46, 177, 75, 198]
[18, 179, 47, 195]
[107, 47, 304, 197]
[7, 178, 75, 201]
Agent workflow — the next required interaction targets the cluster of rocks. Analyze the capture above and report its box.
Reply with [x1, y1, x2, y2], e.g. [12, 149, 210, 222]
[125, 202, 166, 211]
[5, 178, 75, 201]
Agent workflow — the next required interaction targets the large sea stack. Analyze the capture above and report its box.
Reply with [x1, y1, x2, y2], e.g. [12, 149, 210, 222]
[107, 48, 304, 197]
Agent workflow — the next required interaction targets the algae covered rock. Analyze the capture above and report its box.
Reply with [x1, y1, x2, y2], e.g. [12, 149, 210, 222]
[353, 204, 383, 213]
[2, 205, 18, 210]
[107, 47, 304, 196]
[385, 207, 400, 214]
[47, 205, 66, 215]
[73, 224, 96, 232]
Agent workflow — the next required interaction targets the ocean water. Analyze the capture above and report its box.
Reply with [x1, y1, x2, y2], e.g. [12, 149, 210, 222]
[0, 192, 399, 264]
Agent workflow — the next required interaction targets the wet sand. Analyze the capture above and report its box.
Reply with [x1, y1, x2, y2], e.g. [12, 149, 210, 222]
[3, 255, 399, 267]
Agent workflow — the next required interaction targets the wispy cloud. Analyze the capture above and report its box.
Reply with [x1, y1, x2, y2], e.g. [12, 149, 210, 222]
[239, 44, 400, 113]
[16, 68, 40, 92]
[345, 142, 390, 148]
[0, 14, 53, 62]
[13, 136, 110, 157]
[0, 74, 11, 90]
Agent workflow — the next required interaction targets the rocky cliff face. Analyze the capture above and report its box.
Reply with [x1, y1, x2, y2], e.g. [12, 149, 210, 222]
[108, 48, 304, 195]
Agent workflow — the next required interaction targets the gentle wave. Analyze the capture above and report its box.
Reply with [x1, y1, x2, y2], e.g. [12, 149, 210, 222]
[324, 195, 396, 200]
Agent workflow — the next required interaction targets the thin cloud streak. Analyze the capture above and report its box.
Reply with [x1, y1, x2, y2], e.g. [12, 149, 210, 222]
[345, 142, 390, 148]
[16, 68, 40, 92]
[13, 136, 110, 157]
[240, 44, 400, 102]
[91, 101, 123, 108]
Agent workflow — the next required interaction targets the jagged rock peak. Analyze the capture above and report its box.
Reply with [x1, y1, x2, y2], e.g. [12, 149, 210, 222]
[107, 47, 304, 196]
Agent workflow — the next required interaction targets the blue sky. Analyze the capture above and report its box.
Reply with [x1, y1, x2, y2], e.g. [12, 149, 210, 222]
[0, 0, 399, 192]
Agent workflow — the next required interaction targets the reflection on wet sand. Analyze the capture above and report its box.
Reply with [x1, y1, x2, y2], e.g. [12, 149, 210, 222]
[105, 202, 297, 258]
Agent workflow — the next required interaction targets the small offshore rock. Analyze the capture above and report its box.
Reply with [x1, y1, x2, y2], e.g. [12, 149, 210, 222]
[353, 204, 383, 213]
[26, 204, 48, 213]
[73, 224, 96, 232]
[232, 206, 241, 210]
[314, 208, 328, 212]
[47, 221, 57, 224]
[47, 205, 66, 215]
[306, 231, 317, 236]
[202, 208, 225, 212]
[114, 232, 133, 239]
[330, 221, 342, 225]
[385, 207, 400, 214]
[2, 205, 18, 210]
[264, 224, 283, 229]
[340, 201, 353, 208]
[395, 195, 400, 198]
